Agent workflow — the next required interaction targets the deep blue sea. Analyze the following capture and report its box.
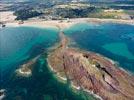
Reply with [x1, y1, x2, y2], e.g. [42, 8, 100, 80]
[0, 26, 95, 100]
[64, 22, 134, 73]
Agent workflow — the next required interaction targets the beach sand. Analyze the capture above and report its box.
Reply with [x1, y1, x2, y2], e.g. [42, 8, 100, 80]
[0, 11, 17, 22]
[4, 18, 134, 30]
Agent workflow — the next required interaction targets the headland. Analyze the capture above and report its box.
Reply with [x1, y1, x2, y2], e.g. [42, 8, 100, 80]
[47, 27, 134, 100]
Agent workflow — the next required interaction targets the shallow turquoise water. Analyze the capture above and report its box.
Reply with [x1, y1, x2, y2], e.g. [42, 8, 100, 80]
[64, 23, 134, 73]
[0, 27, 95, 100]
[0, 26, 59, 72]
[1, 23, 133, 99]
[103, 42, 134, 60]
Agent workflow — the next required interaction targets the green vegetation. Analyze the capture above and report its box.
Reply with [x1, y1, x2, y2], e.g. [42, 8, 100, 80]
[55, 7, 96, 18]
[110, 5, 134, 10]
[11, 2, 133, 20]
[14, 9, 43, 20]
[88, 10, 125, 19]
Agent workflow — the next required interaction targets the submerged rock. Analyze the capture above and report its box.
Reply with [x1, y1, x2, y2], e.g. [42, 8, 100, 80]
[15, 55, 40, 77]
[0, 89, 6, 100]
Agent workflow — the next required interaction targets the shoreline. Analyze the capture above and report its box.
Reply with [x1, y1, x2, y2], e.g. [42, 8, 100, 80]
[47, 56, 103, 100]
[3, 18, 134, 30]
[47, 58, 67, 82]
[47, 44, 134, 100]
[47, 44, 133, 100]
[47, 24, 134, 100]
[67, 46, 134, 76]
[46, 30, 103, 100]
[2, 17, 134, 99]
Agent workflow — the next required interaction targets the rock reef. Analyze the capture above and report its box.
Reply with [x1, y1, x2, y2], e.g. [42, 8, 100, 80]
[0, 89, 6, 100]
[15, 55, 40, 77]
[48, 31, 134, 100]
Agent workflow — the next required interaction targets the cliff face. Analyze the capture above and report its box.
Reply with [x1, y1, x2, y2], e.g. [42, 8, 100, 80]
[48, 31, 134, 100]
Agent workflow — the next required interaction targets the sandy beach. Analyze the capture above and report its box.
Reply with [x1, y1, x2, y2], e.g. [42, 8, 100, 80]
[0, 11, 17, 22]
[3, 18, 134, 30]
[5, 19, 74, 29]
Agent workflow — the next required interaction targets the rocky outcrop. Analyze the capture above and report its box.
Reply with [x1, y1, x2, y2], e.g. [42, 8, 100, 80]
[15, 55, 40, 77]
[48, 31, 134, 100]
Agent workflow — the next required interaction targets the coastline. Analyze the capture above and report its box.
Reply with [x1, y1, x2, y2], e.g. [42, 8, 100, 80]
[47, 56, 102, 100]
[47, 23, 134, 100]
[47, 58, 67, 82]
[47, 44, 134, 100]
[3, 18, 134, 30]
[46, 29, 103, 100]
[2, 17, 134, 99]
[47, 44, 133, 99]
